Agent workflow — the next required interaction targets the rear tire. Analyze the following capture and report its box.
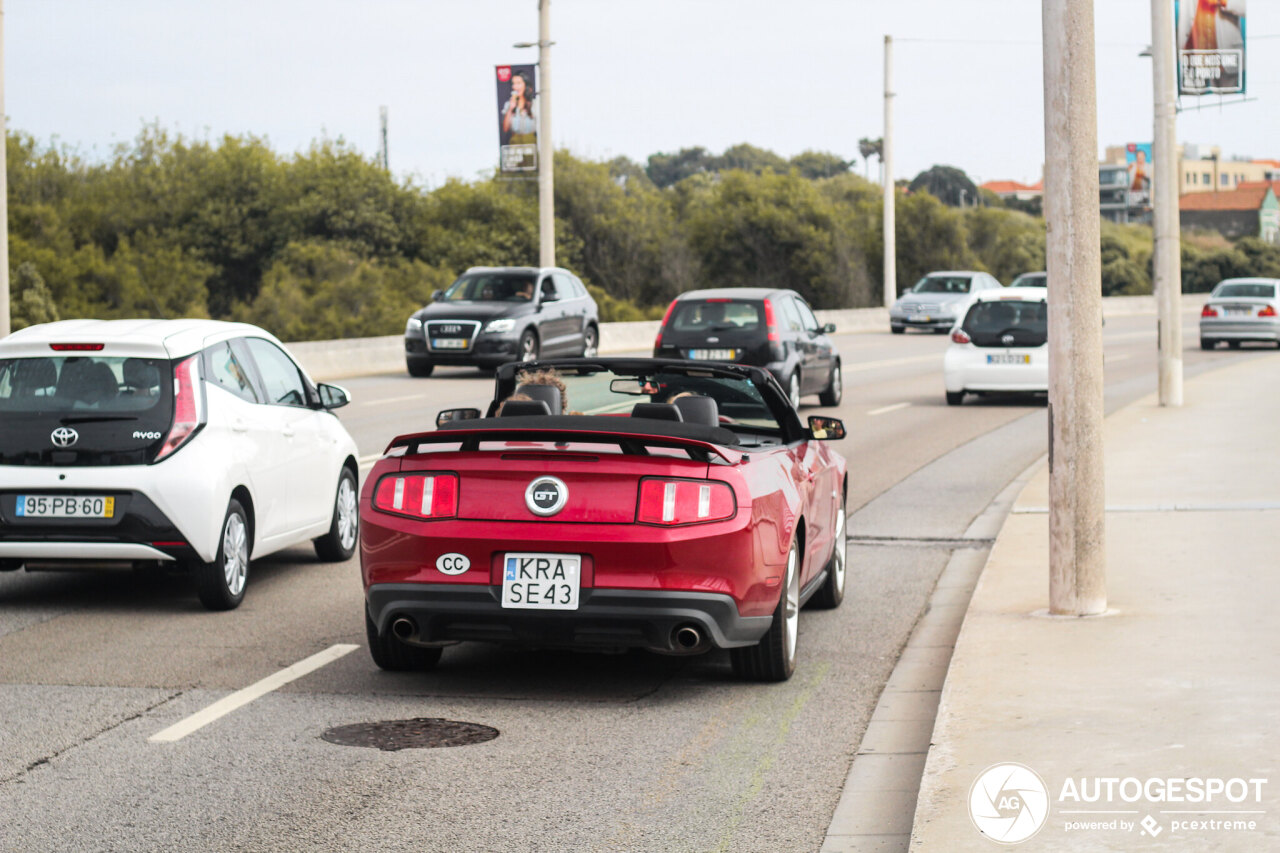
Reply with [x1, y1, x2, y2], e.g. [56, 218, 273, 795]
[1200, 339, 1215, 350]
[787, 371, 802, 410]
[197, 500, 250, 611]
[890, 326, 905, 335]
[731, 538, 799, 682]
[581, 324, 599, 358]
[810, 492, 847, 610]
[818, 361, 843, 407]
[1228, 340, 1242, 349]
[365, 611, 443, 672]
[945, 390, 965, 406]
[314, 468, 359, 562]
[407, 360, 434, 377]
[0, 559, 22, 572]
[519, 330, 540, 363]
[933, 327, 950, 335]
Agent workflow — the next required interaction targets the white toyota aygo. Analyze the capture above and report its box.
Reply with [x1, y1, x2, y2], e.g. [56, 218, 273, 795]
[0, 319, 359, 610]
[943, 287, 1048, 405]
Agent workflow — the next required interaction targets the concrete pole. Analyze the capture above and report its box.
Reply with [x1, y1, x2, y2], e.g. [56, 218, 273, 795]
[1152, 0, 1183, 406]
[1042, 0, 1106, 616]
[0, 0, 9, 339]
[882, 35, 895, 308]
[537, 0, 555, 269]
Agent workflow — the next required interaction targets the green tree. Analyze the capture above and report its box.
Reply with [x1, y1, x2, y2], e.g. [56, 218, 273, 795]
[790, 150, 852, 180]
[909, 165, 980, 207]
[9, 262, 60, 329]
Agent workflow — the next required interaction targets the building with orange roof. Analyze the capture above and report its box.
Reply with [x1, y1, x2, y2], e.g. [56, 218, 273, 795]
[1179, 186, 1280, 243]
[979, 180, 1042, 202]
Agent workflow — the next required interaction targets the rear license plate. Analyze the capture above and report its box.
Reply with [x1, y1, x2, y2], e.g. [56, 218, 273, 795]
[16, 495, 114, 519]
[908, 314, 931, 323]
[1223, 307, 1252, 317]
[501, 552, 581, 610]
[688, 349, 736, 360]
[987, 354, 1031, 365]
[431, 338, 469, 350]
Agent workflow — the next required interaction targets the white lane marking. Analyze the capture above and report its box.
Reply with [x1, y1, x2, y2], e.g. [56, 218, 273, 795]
[148, 644, 359, 743]
[358, 452, 383, 470]
[867, 402, 912, 416]
[844, 354, 940, 372]
[351, 393, 428, 408]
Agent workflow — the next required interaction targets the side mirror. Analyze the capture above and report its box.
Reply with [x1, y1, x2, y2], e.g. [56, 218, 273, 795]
[437, 407, 481, 428]
[821, 322, 837, 334]
[432, 290, 445, 302]
[317, 383, 350, 410]
[808, 415, 846, 441]
[540, 292, 560, 304]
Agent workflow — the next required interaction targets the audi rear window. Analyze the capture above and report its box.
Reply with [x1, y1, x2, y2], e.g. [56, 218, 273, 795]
[1215, 283, 1276, 299]
[670, 301, 763, 332]
[0, 356, 167, 414]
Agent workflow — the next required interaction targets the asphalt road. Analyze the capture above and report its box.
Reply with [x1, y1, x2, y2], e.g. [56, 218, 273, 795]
[0, 315, 1266, 853]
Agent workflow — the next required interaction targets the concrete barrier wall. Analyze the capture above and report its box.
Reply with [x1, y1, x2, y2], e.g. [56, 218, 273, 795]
[292, 293, 1210, 382]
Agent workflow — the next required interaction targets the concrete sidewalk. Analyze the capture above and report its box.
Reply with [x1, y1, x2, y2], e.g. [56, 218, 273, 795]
[910, 353, 1280, 851]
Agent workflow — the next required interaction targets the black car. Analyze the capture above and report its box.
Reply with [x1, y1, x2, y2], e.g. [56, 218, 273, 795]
[652, 288, 841, 409]
[404, 267, 600, 376]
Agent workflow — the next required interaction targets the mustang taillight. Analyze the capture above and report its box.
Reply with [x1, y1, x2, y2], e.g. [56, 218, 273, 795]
[1259, 305, 1277, 317]
[1201, 305, 1218, 318]
[154, 355, 205, 462]
[951, 328, 971, 344]
[637, 479, 735, 526]
[373, 473, 458, 520]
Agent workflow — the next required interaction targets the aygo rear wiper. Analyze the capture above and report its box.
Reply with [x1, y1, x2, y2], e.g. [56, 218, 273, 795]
[59, 415, 139, 425]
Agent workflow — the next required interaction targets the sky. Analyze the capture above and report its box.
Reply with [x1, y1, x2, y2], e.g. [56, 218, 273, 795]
[8, 1, 1280, 189]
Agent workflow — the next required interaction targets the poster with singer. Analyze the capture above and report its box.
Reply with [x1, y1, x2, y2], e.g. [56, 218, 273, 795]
[1177, 0, 1246, 95]
[496, 64, 538, 174]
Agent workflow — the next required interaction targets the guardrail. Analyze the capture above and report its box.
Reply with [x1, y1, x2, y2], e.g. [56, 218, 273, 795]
[291, 293, 1208, 382]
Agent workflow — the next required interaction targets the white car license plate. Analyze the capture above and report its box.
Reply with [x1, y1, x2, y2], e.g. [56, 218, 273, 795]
[16, 494, 115, 519]
[688, 349, 736, 360]
[908, 314, 931, 323]
[431, 338, 469, 350]
[501, 552, 581, 610]
[987, 354, 1031, 365]
[1223, 307, 1252, 317]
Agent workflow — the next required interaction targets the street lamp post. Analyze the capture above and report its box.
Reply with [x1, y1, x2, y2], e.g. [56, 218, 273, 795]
[1151, 0, 1183, 407]
[882, 35, 895, 309]
[516, 1, 555, 269]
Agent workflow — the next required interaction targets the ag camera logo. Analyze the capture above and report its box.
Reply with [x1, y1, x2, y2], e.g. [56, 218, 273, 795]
[969, 763, 1050, 844]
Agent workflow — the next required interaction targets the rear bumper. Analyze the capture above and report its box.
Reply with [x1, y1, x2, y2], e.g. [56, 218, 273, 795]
[367, 583, 772, 652]
[944, 347, 1048, 393]
[1199, 320, 1280, 341]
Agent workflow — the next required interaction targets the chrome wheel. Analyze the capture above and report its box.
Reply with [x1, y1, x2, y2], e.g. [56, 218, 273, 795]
[336, 476, 358, 551]
[520, 331, 539, 362]
[582, 326, 598, 358]
[788, 372, 801, 410]
[831, 504, 846, 596]
[222, 513, 248, 597]
[782, 542, 800, 666]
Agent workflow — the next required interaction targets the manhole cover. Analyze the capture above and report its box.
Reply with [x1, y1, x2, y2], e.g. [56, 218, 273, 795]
[321, 718, 499, 751]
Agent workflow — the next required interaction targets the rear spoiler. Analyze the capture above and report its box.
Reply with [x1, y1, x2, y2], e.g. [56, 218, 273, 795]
[384, 421, 743, 465]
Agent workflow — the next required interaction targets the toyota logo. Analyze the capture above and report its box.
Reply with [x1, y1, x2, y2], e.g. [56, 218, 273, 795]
[1001, 333, 1016, 346]
[51, 427, 79, 447]
[524, 476, 568, 517]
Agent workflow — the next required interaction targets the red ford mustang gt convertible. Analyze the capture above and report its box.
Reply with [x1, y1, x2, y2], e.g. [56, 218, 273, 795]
[360, 358, 847, 681]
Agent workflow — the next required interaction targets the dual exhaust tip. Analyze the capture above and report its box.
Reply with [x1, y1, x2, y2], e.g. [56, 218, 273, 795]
[388, 615, 709, 655]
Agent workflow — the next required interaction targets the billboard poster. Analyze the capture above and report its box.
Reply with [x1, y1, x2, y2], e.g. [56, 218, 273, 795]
[1177, 0, 1246, 95]
[1126, 142, 1153, 208]
[496, 64, 538, 175]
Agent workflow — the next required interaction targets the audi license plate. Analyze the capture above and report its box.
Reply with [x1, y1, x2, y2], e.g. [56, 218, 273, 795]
[16, 495, 114, 519]
[431, 338, 469, 350]
[987, 354, 1031, 365]
[501, 552, 581, 610]
[688, 349, 736, 360]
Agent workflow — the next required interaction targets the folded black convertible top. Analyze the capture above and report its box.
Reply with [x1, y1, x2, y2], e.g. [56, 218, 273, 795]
[435, 414, 740, 447]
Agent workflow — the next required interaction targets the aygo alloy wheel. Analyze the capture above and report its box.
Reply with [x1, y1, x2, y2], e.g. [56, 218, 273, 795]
[198, 499, 250, 611]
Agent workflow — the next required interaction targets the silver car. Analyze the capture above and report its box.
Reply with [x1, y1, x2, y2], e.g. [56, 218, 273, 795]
[889, 271, 1003, 334]
[1200, 278, 1280, 349]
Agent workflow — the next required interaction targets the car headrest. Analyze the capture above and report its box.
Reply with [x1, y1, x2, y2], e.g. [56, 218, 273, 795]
[672, 395, 718, 427]
[122, 358, 160, 393]
[631, 403, 683, 422]
[500, 399, 553, 417]
[515, 383, 562, 414]
[14, 359, 56, 395]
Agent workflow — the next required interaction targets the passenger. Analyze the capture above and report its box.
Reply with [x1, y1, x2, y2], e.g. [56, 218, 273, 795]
[495, 392, 532, 415]
[515, 368, 568, 413]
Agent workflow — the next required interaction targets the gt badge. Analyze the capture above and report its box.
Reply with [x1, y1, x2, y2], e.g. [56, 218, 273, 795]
[436, 553, 471, 575]
[525, 476, 568, 517]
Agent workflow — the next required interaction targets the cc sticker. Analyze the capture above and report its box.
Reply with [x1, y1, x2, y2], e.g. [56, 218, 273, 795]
[436, 553, 471, 575]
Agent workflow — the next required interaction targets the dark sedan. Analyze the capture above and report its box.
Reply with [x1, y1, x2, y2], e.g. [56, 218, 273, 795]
[404, 266, 600, 376]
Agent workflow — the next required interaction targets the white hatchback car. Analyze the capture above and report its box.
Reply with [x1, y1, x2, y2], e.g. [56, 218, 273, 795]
[0, 319, 360, 610]
[943, 287, 1048, 405]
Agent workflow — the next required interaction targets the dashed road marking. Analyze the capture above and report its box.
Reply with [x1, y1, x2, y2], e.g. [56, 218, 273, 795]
[868, 402, 912, 416]
[148, 644, 359, 743]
